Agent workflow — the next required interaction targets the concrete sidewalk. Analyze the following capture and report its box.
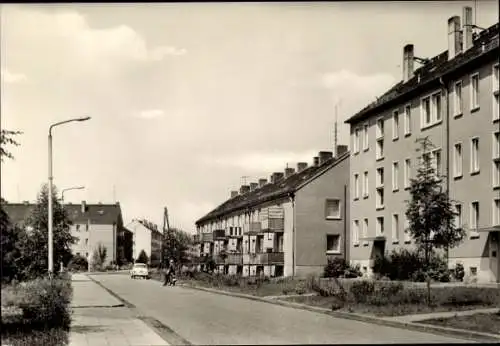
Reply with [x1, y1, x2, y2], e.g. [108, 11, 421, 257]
[383, 307, 500, 323]
[69, 273, 169, 346]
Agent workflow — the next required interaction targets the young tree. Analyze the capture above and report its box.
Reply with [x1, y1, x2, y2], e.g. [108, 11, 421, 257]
[91, 243, 108, 270]
[405, 136, 466, 268]
[15, 184, 76, 280]
[136, 249, 149, 264]
[163, 228, 193, 266]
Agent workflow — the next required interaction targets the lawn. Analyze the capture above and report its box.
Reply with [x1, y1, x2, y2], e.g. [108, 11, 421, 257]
[419, 312, 500, 335]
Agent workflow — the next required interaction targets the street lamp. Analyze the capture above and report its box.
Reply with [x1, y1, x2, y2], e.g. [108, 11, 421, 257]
[61, 186, 85, 206]
[48, 117, 91, 277]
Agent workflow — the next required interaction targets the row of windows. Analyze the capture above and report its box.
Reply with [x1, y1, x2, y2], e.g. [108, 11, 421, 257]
[352, 198, 500, 245]
[353, 64, 499, 154]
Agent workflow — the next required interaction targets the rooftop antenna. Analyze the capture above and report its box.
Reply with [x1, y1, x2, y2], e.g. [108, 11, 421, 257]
[113, 185, 116, 203]
[241, 176, 250, 185]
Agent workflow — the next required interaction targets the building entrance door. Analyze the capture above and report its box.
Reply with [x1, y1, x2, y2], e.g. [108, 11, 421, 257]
[490, 232, 499, 283]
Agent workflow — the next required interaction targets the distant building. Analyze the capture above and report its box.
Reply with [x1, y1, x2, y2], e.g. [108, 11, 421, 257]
[126, 219, 163, 266]
[344, 7, 499, 282]
[4, 200, 127, 267]
[195, 146, 350, 277]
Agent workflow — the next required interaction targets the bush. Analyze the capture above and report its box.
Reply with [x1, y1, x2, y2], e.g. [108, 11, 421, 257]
[350, 280, 375, 303]
[67, 254, 88, 272]
[2, 277, 72, 331]
[374, 249, 423, 281]
[324, 258, 362, 278]
[453, 263, 465, 282]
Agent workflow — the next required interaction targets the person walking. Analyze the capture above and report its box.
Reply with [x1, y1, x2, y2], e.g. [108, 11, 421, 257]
[163, 259, 176, 286]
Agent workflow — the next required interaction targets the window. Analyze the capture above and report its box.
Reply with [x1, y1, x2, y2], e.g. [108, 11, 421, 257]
[403, 215, 411, 243]
[85, 238, 88, 245]
[376, 138, 384, 160]
[454, 204, 462, 229]
[471, 137, 480, 173]
[493, 161, 500, 188]
[326, 235, 341, 253]
[494, 92, 500, 121]
[392, 214, 399, 243]
[76, 224, 80, 232]
[470, 73, 479, 110]
[353, 173, 360, 200]
[325, 199, 341, 219]
[453, 143, 463, 177]
[392, 161, 399, 191]
[353, 220, 360, 245]
[354, 128, 360, 154]
[363, 171, 369, 197]
[421, 92, 443, 128]
[454, 81, 463, 116]
[493, 199, 500, 226]
[85, 223, 89, 232]
[376, 216, 384, 236]
[363, 218, 368, 240]
[363, 124, 369, 151]
[376, 118, 384, 138]
[376, 188, 384, 209]
[404, 105, 411, 136]
[376, 167, 384, 187]
[493, 132, 500, 159]
[392, 110, 399, 140]
[434, 149, 442, 176]
[404, 158, 411, 188]
[470, 201, 479, 233]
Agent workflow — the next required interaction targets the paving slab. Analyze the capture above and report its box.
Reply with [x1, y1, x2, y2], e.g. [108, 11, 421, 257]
[71, 273, 123, 308]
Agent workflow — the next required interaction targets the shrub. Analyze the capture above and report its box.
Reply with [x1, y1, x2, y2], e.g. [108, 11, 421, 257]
[350, 280, 375, 303]
[324, 258, 362, 278]
[376, 281, 404, 296]
[67, 254, 88, 272]
[374, 249, 423, 281]
[453, 263, 465, 282]
[294, 281, 307, 295]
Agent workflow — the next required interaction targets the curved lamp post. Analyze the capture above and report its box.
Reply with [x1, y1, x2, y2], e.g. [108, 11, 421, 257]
[48, 117, 91, 277]
[61, 186, 85, 206]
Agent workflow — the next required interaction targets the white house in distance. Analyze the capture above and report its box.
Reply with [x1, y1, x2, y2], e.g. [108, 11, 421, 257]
[126, 219, 163, 266]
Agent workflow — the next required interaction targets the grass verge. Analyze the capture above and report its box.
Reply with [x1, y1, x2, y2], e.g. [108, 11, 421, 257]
[418, 311, 500, 335]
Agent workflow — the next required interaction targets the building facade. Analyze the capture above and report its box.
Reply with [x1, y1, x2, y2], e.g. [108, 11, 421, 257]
[195, 146, 350, 278]
[4, 201, 126, 267]
[126, 219, 163, 266]
[345, 7, 499, 283]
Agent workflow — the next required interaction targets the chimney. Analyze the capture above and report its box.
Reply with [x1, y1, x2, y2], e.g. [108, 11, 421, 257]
[284, 167, 295, 178]
[230, 190, 239, 198]
[462, 6, 473, 51]
[240, 185, 250, 194]
[258, 178, 267, 187]
[318, 151, 333, 165]
[270, 172, 284, 184]
[249, 182, 258, 191]
[313, 157, 319, 167]
[336, 145, 348, 156]
[81, 200, 86, 213]
[297, 162, 308, 172]
[448, 16, 462, 60]
[403, 44, 415, 82]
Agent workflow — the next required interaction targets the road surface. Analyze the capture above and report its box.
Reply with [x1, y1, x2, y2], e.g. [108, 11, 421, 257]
[91, 274, 470, 345]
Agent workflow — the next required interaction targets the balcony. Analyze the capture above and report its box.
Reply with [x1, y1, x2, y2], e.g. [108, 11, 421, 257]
[243, 222, 262, 235]
[213, 254, 226, 265]
[193, 234, 200, 243]
[225, 253, 243, 265]
[261, 218, 284, 232]
[201, 232, 214, 242]
[213, 229, 226, 240]
[243, 252, 284, 265]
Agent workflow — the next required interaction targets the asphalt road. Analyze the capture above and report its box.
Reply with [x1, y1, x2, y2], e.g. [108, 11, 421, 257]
[91, 274, 470, 345]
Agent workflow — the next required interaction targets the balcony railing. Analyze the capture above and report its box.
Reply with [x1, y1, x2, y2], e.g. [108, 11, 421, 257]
[201, 232, 214, 242]
[243, 222, 262, 235]
[213, 229, 225, 239]
[193, 234, 200, 243]
[243, 252, 284, 265]
[261, 218, 284, 232]
[225, 253, 243, 265]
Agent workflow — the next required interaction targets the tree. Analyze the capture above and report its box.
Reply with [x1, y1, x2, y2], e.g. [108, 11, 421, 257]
[405, 137, 466, 266]
[14, 184, 76, 280]
[136, 249, 149, 264]
[162, 228, 193, 266]
[0, 129, 22, 161]
[91, 243, 107, 270]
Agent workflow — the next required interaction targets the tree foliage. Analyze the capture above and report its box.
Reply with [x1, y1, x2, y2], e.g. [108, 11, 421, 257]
[91, 243, 108, 270]
[405, 137, 466, 267]
[162, 227, 193, 266]
[136, 249, 149, 264]
[1, 129, 22, 161]
[5, 184, 76, 281]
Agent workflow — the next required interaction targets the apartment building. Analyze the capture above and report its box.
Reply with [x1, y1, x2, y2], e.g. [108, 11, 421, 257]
[345, 7, 499, 283]
[126, 219, 163, 266]
[4, 201, 126, 266]
[195, 146, 349, 278]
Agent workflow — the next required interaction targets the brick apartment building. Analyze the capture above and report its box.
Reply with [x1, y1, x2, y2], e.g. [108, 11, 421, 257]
[345, 7, 499, 283]
[195, 146, 349, 278]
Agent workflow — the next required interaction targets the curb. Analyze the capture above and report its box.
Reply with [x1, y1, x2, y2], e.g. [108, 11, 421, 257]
[178, 282, 500, 343]
[71, 304, 125, 309]
[87, 274, 192, 345]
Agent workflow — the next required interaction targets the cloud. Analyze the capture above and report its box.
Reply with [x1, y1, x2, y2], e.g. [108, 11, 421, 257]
[136, 109, 165, 119]
[1, 68, 27, 84]
[206, 150, 319, 173]
[149, 46, 187, 60]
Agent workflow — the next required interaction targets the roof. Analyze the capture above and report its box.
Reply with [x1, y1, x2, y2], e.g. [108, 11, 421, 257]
[3, 202, 123, 226]
[126, 219, 163, 236]
[196, 150, 349, 225]
[345, 22, 499, 125]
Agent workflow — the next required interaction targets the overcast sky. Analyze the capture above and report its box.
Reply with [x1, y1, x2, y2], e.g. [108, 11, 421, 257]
[1, 1, 498, 232]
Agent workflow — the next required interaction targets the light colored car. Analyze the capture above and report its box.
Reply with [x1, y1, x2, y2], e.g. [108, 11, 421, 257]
[130, 263, 150, 279]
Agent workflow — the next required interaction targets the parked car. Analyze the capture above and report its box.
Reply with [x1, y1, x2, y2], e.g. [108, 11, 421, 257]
[130, 263, 150, 279]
